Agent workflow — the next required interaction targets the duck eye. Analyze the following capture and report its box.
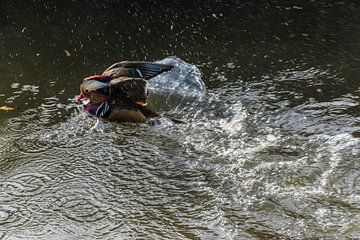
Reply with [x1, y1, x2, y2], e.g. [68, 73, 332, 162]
[85, 89, 90, 93]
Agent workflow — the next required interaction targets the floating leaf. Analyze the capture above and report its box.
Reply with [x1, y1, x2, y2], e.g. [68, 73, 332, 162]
[64, 49, 71, 57]
[0, 106, 17, 111]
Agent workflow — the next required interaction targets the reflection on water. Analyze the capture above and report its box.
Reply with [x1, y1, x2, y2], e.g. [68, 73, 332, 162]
[1, 1, 360, 239]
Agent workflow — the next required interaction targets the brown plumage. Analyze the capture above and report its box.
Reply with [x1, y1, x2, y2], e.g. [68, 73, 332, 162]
[78, 61, 174, 123]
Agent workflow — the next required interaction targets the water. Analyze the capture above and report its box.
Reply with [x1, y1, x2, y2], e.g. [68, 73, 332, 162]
[1, 1, 360, 239]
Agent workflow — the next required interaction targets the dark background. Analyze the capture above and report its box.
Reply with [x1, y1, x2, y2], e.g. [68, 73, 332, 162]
[1, 0, 359, 90]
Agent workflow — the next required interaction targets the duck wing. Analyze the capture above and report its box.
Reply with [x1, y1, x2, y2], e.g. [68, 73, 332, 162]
[102, 68, 145, 79]
[109, 77, 160, 119]
[109, 77, 148, 103]
[103, 61, 173, 80]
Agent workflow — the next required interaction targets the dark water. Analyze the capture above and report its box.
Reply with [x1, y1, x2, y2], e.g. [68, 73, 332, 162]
[1, 1, 360, 239]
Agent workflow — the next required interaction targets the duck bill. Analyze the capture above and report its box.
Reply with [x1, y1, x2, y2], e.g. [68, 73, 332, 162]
[76, 94, 84, 102]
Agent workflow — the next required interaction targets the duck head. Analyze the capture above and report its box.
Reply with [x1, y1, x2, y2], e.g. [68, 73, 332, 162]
[77, 75, 110, 103]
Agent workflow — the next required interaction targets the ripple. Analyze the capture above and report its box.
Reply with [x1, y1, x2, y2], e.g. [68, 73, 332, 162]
[0, 205, 32, 229]
[13, 135, 51, 154]
[1, 172, 50, 198]
[49, 194, 107, 223]
[4, 109, 39, 133]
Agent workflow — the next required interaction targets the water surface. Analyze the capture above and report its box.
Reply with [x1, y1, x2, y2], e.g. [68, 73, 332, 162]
[1, 1, 360, 239]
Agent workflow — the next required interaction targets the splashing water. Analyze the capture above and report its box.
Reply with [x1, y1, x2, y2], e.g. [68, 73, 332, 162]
[152, 57, 206, 96]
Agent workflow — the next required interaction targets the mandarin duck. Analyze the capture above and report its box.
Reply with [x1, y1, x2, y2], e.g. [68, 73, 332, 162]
[77, 61, 174, 123]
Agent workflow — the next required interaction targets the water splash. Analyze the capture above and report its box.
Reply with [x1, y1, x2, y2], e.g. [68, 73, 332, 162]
[152, 57, 205, 97]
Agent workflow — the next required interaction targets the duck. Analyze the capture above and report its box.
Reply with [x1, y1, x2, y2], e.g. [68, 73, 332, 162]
[77, 61, 174, 123]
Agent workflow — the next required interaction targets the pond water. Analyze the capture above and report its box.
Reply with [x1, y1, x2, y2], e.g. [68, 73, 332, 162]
[0, 1, 360, 239]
